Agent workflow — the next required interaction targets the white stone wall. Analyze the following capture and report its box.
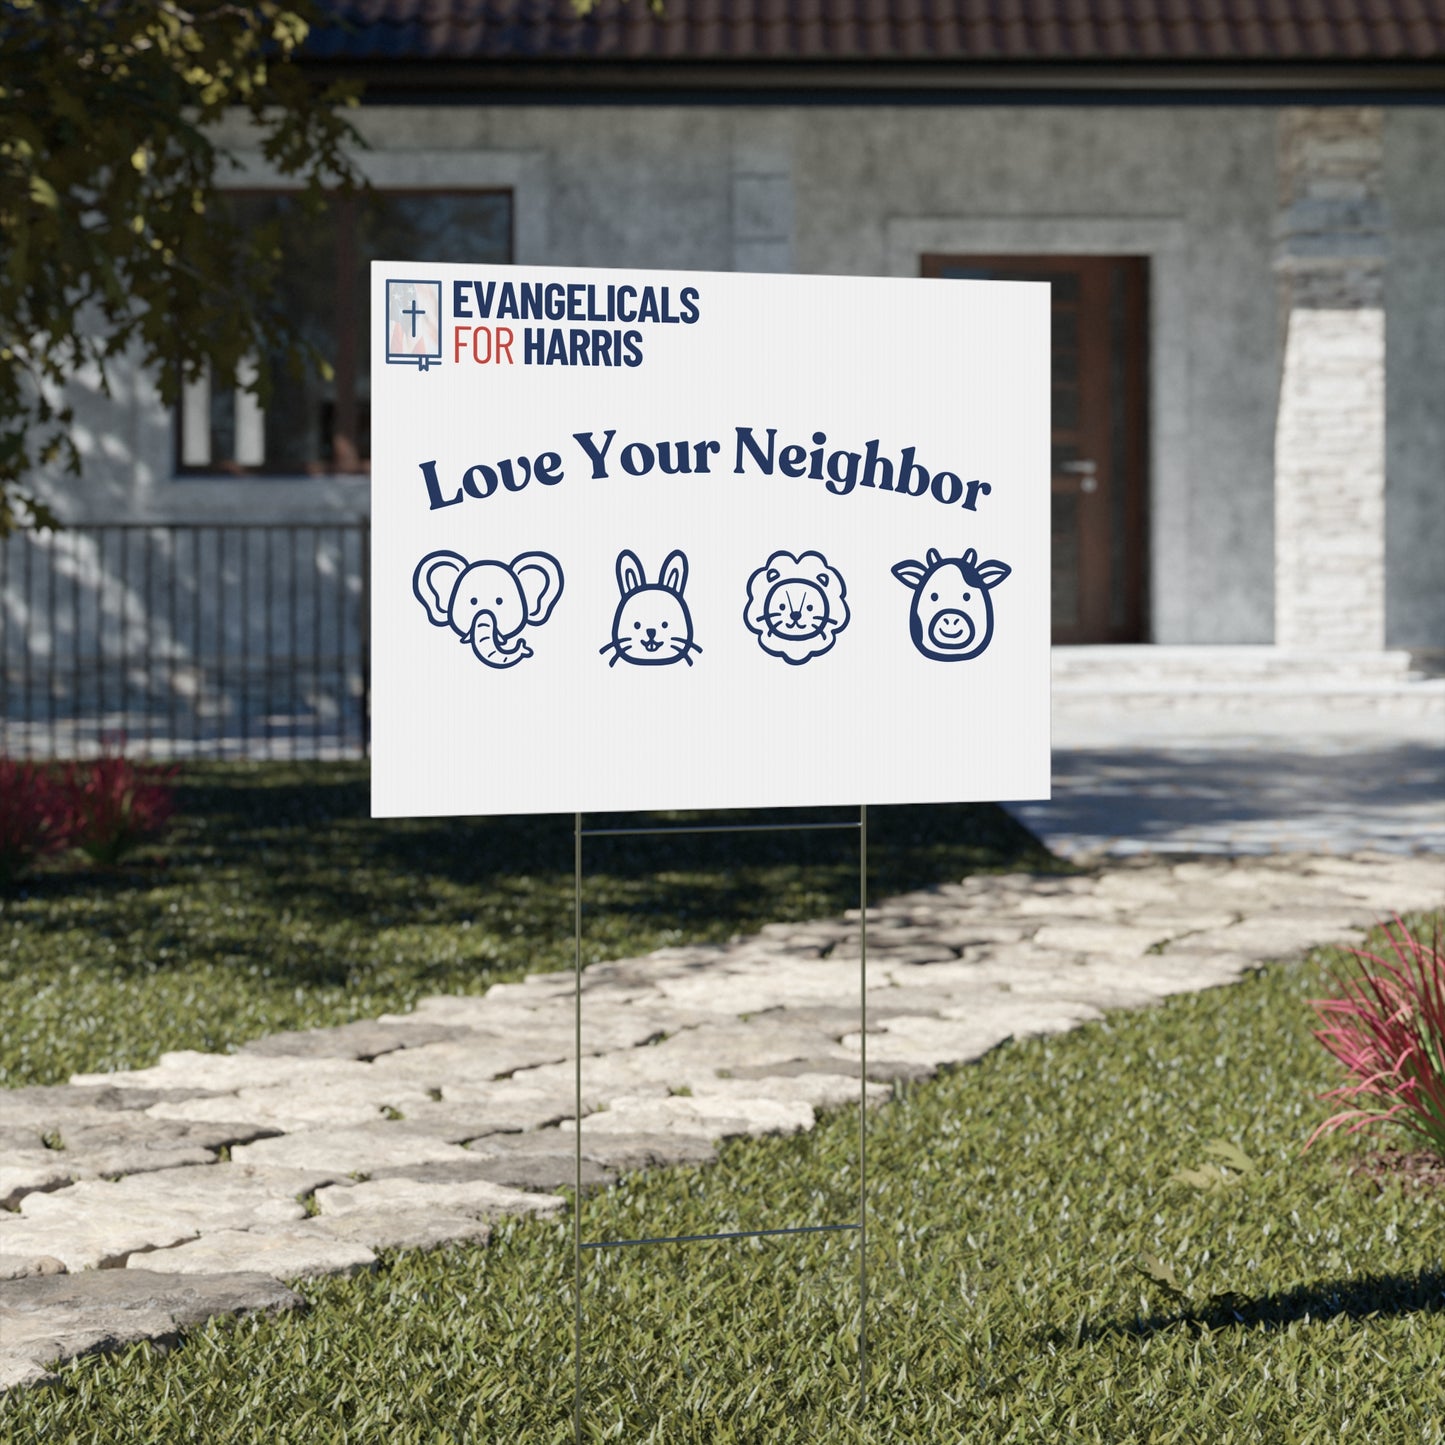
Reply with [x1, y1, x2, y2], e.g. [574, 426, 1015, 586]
[1273, 109, 1388, 653]
[23, 102, 1445, 646]
[1274, 302, 1387, 650]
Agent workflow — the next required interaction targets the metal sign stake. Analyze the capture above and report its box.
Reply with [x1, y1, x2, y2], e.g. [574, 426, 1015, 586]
[571, 808, 869, 1441]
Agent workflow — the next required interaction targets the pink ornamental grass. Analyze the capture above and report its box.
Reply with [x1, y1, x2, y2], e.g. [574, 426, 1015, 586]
[1306, 919, 1445, 1160]
[0, 759, 72, 884]
[62, 755, 177, 867]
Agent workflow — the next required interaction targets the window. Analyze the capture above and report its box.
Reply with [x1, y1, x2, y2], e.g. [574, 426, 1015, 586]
[177, 190, 513, 476]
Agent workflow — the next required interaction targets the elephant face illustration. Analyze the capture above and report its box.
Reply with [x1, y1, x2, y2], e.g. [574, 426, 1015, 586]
[413, 549, 564, 669]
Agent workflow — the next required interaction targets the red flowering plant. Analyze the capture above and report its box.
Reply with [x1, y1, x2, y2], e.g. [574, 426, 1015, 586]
[62, 755, 178, 867]
[0, 759, 73, 885]
[1306, 919, 1445, 1160]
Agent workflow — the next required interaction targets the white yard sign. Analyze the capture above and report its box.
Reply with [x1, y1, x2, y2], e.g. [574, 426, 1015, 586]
[371, 264, 1049, 817]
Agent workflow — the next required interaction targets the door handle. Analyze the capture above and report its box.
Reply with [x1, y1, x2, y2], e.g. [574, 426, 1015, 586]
[1059, 459, 1098, 493]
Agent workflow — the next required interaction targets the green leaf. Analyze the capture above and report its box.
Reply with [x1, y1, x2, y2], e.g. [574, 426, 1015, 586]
[1134, 1250, 1185, 1298]
[1202, 1138, 1255, 1174]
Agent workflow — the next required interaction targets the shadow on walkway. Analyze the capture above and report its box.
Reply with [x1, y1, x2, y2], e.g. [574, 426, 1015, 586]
[1008, 741, 1445, 857]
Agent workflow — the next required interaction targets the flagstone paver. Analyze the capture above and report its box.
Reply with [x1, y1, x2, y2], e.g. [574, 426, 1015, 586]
[0, 1270, 303, 1390]
[2, 852, 1440, 1389]
[127, 1228, 379, 1281]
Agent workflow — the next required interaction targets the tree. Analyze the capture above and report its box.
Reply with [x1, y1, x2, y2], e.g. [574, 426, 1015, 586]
[0, 0, 363, 533]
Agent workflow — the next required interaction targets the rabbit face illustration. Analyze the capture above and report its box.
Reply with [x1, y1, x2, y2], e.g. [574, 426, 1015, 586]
[600, 549, 703, 668]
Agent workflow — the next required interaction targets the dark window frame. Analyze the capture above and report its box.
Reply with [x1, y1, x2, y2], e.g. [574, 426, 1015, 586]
[174, 186, 515, 480]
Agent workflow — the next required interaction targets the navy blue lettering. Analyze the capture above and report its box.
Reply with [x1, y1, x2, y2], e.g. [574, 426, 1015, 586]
[779, 445, 807, 478]
[825, 450, 861, 496]
[519, 282, 544, 320]
[679, 287, 700, 324]
[616, 286, 638, 323]
[471, 281, 496, 319]
[656, 441, 692, 475]
[573, 430, 617, 478]
[621, 442, 654, 476]
[463, 463, 498, 500]
[637, 288, 660, 323]
[931, 471, 963, 506]
[452, 281, 473, 320]
[420, 459, 461, 510]
[535, 452, 564, 486]
[964, 479, 992, 511]
[622, 331, 643, 367]
[735, 426, 777, 474]
[498, 456, 531, 492]
[860, 438, 894, 491]
[898, 446, 930, 498]
[545, 284, 566, 321]
[808, 432, 827, 480]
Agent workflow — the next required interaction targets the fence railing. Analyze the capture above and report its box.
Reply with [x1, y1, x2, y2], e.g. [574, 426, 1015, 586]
[1, 523, 369, 760]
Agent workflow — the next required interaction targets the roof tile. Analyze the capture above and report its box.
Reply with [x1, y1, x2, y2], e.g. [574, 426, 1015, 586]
[309, 0, 1445, 64]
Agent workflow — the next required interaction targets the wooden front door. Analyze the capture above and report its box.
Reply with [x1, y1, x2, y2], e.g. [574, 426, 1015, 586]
[921, 255, 1149, 643]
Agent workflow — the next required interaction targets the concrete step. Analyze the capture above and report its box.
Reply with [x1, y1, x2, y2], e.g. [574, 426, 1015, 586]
[1051, 645, 1419, 686]
[1054, 679, 1445, 718]
[1050, 647, 1445, 722]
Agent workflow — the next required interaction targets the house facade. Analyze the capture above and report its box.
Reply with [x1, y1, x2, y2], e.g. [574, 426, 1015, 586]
[6, 2, 1443, 755]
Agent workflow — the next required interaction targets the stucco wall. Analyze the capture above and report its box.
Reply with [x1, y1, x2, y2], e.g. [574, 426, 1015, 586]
[784, 106, 1279, 644]
[1384, 109, 1445, 651]
[32, 102, 1437, 647]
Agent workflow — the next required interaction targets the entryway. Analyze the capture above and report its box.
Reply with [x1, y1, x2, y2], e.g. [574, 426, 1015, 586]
[922, 255, 1149, 644]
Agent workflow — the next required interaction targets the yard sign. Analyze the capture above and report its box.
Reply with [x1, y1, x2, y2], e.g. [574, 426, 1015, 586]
[371, 264, 1050, 817]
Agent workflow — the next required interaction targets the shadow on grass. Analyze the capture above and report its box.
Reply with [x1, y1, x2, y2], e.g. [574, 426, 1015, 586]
[27, 771, 1053, 890]
[5, 762, 1063, 982]
[1056, 1267, 1445, 1343]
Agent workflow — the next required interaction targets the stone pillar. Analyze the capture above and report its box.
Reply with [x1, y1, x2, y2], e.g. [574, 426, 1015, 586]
[730, 115, 794, 274]
[1273, 108, 1388, 651]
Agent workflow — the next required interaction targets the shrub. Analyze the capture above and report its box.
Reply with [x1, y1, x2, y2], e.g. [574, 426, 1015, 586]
[0, 759, 73, 885]
[62, 755, 178, 867]
[1306, 919, 1445, 1159]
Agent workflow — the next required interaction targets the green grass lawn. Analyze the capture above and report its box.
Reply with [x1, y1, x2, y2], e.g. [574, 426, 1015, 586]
[0, 762, 1056, 1087]
[2, 766, 1440, 1441]
[4, 921, 1441, 1443]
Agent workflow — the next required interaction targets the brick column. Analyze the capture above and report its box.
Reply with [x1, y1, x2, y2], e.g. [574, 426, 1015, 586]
[1273, 108, 1388, 652]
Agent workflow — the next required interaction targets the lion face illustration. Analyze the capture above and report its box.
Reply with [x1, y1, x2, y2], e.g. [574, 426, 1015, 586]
[763, 577, 830, 641]
[743, 550, 850, 665]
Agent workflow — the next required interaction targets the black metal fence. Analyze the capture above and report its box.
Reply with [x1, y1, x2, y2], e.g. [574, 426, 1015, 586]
[1, 523, 369, 759]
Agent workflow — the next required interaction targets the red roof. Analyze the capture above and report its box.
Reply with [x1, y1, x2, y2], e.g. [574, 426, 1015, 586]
[308, 0, 1445, 65]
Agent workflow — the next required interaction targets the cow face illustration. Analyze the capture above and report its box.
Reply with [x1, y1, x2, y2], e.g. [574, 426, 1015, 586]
[891, 547, 1011, 661]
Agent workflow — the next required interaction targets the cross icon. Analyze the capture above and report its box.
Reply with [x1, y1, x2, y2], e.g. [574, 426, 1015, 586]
[402, 299, 426, 336]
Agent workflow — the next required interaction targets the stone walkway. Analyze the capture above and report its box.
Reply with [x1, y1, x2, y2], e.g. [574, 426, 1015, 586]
[3, 850, 1441, 1391]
